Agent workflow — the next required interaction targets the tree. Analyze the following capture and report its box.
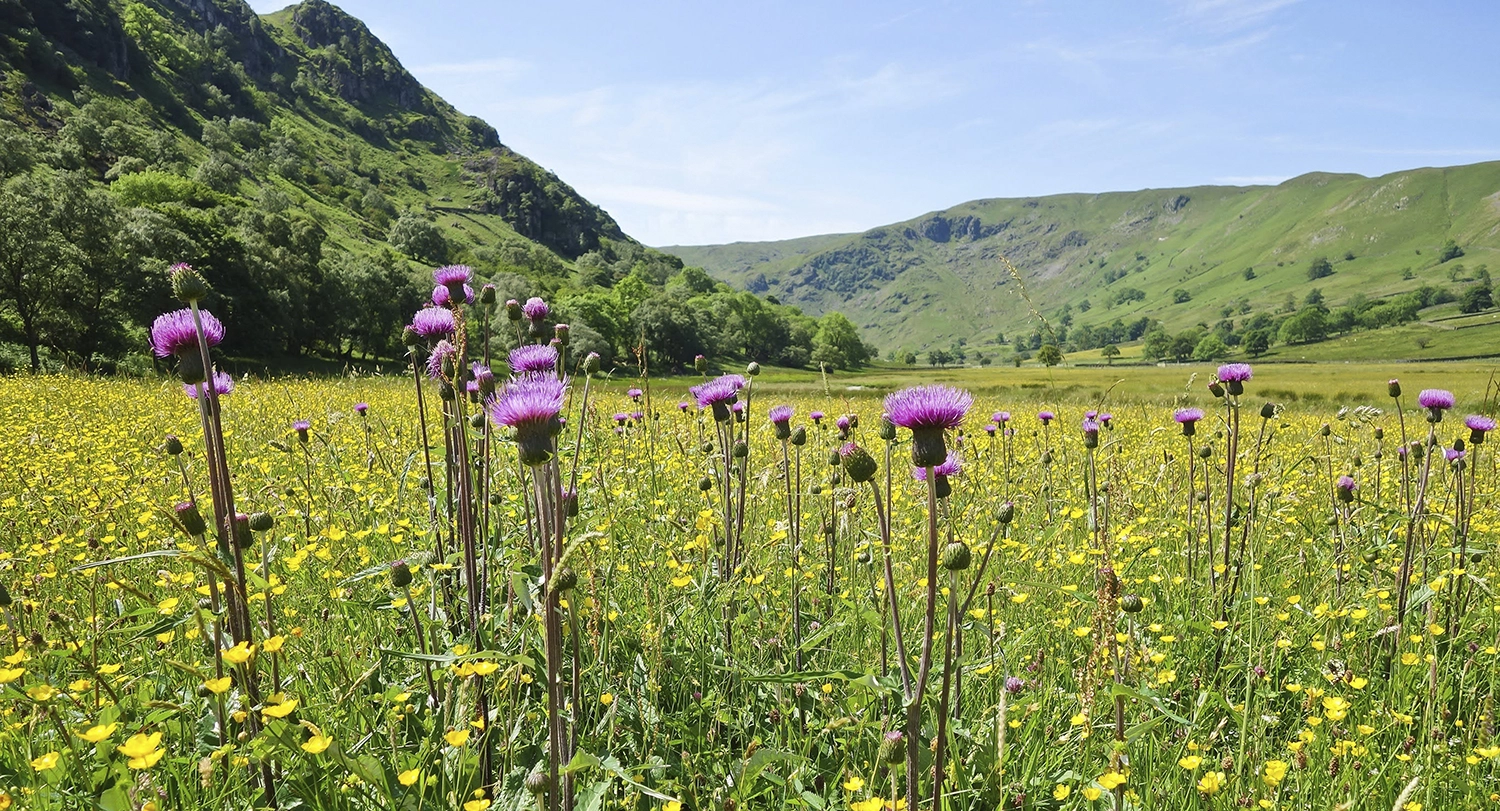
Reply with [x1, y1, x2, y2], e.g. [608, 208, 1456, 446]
[1037, 344, 1063, 367]
[1141, 328, 1172, 361]
[1307, 256, 1333, 280]
[902, 351, 917, 365]
[1192, 334, 1230, 361]
[388, 211, 448, 264]
[812, 311, 868, 371]
[1278, 307, 1330, 344]
[0, 172, 71, 371]
[1173, 288, 1192, 304]
[1459, 284, 1493, 314]
[1440, 239, 1464, 263]
[1243, 267, 1256, 280]
[927, 349, 952, 367]
[1101, 344, 1120, 364]
[1243, 329, 1271, 357]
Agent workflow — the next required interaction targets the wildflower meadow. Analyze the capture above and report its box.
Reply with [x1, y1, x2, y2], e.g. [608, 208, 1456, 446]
[2, 263, 1499, 811]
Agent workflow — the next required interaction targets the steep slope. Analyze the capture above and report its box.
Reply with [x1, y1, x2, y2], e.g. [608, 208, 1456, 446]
[0, 0, 650, 366]
[667, 163, 1500, 355]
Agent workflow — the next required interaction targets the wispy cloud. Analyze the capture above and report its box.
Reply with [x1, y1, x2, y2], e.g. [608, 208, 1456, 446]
[1169, 0, 1303, 33]
[410, 57, 532, 81]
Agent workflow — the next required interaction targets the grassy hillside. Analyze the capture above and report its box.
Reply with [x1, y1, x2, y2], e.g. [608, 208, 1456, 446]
[665, 164, 1500, 358]
[0, 0, 845, 375]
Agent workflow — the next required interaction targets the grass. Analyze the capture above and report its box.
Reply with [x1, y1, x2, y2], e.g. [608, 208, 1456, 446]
[3, 353, 1499, 810]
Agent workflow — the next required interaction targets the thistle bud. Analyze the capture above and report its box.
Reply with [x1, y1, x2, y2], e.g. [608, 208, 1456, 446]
[164, 435, 184, 456]
[1198, 444, 1213, 460]
[694, 354, 708, 374]
[1260, 402, 1277, 420]
[0, 581, 10, 608]
[941, 541, 971, 571]
[582, 352, 601, 375]
[554, 323, 570, 344]
[790, 426, 807, 446]
[552, 566, 578, 593]
[479, 283, 496, 305]
[997, 501, 1015, 524]
[1121, 594, 1144, 613]
[402, 326, 421, 347]
[561, 488, 578, 518]
[1320, 423, 1331, 437]
[389, 560, 413, 589]
[505, 299, 523, 321]
[1373, 427, 1384, 440]
[248, 512, 274, 533]
[746, 361, 761, 377]
[233, 513, 253, 549]
[526, 768, 551, 796]
[732, 440, 748, 459]
[878, 730, 906, 765]
[838, 442, 878, 483]
[1207, 380, 1225, 398]
[169, 263, 210, 303]
[175, 502, 207, 536]
[698, 476, 713, 492]
[1387, 379, 1401, 398]
[879, 417, 896, 442]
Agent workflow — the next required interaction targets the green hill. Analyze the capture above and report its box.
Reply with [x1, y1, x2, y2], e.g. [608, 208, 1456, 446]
[663, 164, 1500, 361]
[0, 0, 837, 375]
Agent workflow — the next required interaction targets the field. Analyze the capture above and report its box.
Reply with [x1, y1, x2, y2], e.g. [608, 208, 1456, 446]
[3, 342, 1500, 810]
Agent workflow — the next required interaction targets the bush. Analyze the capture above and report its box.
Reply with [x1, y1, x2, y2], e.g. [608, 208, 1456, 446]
[1307, 256, 1333, 280]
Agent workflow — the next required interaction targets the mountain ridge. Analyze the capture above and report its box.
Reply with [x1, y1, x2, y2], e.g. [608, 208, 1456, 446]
[663, 161, 1500, 358]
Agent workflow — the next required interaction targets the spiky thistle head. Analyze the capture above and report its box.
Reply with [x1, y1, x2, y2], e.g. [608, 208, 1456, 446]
[150, 308, 224, 358]
[690, 374, 746, 421]
[409, 308, 456, 342]
[1216, 363, 1253, 395]
[508, 344, 558, 378]
[1466, 414, 1495, 444]
[490, 376, 567, 466]
[884, 384, 973, 467]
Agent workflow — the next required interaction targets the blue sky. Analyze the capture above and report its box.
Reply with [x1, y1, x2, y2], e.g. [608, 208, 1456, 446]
[251, 0, 1500, 246]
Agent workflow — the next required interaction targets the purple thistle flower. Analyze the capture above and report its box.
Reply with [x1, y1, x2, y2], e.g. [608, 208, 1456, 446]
[690, 374, 746, 421]
[731, 401, 745, 415]
[409, 308, 456, 341]
[1081, 418, 1101, 448]
[835, 415, 851, 431]
[490, 376, 568, 466]
[183, 371, 234, 399]
[1336, 475, 1356, 492]
[627, 387, 643, 400]
[522, 297, 550, 322]
[1175, 407, 1204, 436]
[466, 379, 481, 395]
[631, 410, 644, 422]
[1445, 448, 1466, 463]
[150, 308, 224, 357]
[354, 402, 368, 415]
[472, 363, 496, 395]
[677, 401, 690, 411]
[884, 385, 972, 431]
[613, 412, 628, 425]
[1100, 412, 1113, 426]
[1085, 410, 1098, 420]
[427, 339, 458, 379]
[293, 419, 311, 432]
[885, 384, 972, 467]
[1037, 410, 1055, 424]
[508, 344, 558, 377]
[1417, 389, 1455, 410]
[432, 265, 472, 288]
[1216, 363, 1253, 382]
[1467, 414, 1495, 444]
[769, 405, 794, 424]
[983, 423, 996, 435]
[810, 410, 825, 423]
[997, 411, 1011, 423]
[1004, 676, 1026, 695]
[432, 283, 475, 307]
